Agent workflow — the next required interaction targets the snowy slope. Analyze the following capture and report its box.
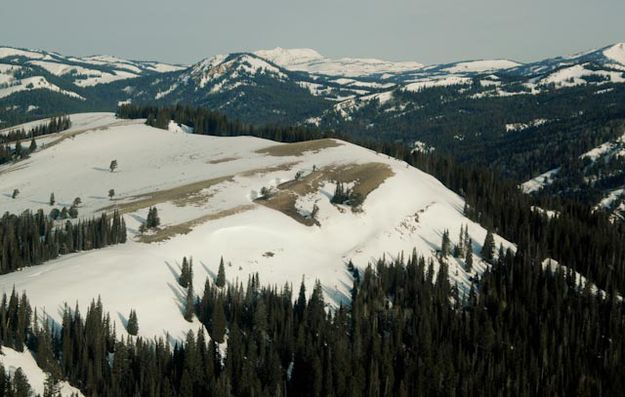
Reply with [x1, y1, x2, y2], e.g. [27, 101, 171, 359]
[255, 47, 423, 77]
[0, 347, 83, 396]
[0, 113, 513, 343]
[0, 45, 184, 90]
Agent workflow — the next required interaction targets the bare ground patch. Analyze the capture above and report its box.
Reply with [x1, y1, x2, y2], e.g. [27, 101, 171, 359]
[207, 157, 239, 164]
[99, 175, 233, 214]
[255, 139, 343, 157]
[99, 162, 298, 214]
[256, 162, 394, 226]
[138, 204, 256, 243]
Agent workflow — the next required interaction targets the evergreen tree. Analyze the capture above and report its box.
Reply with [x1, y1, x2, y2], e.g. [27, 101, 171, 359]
[43, 373, 61, 397]
[441, 229, 451, 258]
[108, 189, 115, 200]
[29, 137, 37, 153]
[12, 189, 19, 199]
[11, 368, 31, 397]
[481, 230, 495, 262]
[210, 296, 226, 343]
[215, 257, 226, 288]
[109, 160, 118, 172]
[146, 207, 160, 229]
[127, 309, 139, 336]
[49, 193, 55, 206]
[465, 239, 474, 272]
[184, 284, 194, 322]
[179, 257, 193, 288]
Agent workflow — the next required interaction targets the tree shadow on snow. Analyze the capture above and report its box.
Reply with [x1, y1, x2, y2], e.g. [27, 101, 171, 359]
[165, 261, 181, 281]
[200, 260, 217, 281]
[117, 312, 128, 328]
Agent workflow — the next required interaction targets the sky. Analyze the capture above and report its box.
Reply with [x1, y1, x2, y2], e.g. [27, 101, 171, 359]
[1, 0, 624, 65]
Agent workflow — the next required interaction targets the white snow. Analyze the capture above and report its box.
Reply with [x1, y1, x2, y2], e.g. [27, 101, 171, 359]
[168, 120, 194, 134]
[404, 76, 472, 92]
[521, 168, 560, 193]
[603, 43, 625, 66]
[29, 60, 139, 86]
[505, 119, 549, 132]
[255, 47, 423, 77]
[443, 59, 520, 73]
[0, 347, 83, 397]
[0, 113, 514, 343]
[0, 76, 84, 100]
[539, 64, 625, 88]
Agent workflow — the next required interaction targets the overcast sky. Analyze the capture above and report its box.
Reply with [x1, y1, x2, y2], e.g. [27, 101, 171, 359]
[1, 0, 624, 65]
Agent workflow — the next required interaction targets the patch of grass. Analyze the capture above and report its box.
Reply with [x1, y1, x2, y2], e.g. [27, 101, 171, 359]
[256, 162, 394, 226]
[99, 162, 299, 214]
[138, 204, 256, 243]
[255, 139, 343, 157]
[207, 157, 239, 164]
[100, 175, 234, 214]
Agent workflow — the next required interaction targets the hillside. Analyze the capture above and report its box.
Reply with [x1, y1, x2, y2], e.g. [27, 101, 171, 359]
[0, 113, 511, 341]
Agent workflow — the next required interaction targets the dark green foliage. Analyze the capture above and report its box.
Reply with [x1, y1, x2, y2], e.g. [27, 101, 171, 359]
[441, 229, 451, 258]
[465, 239, 474, 272]
[145, 207, 160, 229]
[215, 257, 226, 288]
[481, 230, 495, 262]
[11, 368, 32, 397]
[183, 284, 194, 322]
[0, 209, 126, 275]
[178, 256, 193, 288]
[126, 309, 138, 336]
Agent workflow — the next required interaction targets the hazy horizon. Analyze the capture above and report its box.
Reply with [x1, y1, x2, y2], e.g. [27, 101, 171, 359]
[1, 0, 624, 65]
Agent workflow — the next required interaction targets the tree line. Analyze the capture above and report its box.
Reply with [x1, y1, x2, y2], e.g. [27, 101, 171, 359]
[0, 115, 71, 165]
[0, 209, 127, 275]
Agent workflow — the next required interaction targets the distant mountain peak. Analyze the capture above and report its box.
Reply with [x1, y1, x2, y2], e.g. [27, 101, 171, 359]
[603, 42, 625, 66]
[254, 47, 324, 65]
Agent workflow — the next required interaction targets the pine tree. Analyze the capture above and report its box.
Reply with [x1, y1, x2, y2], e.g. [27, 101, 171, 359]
[12, 189, 19, 199]
[12, 368, 31, 397]
[127, 309, 139, 335]
[211, 296, 226, 343]
[14, 140, 22, 158]
[29, 137, 37, 153]
[179, 257, 193, 288]
[465, 239, 474, 272]
[184, 284, 194, 322]
[43, 373, 60, 397]
[146, 207, 160, 229]
[49, 193, 55, 206]
[481, 230, 495, 262]
[108, 189, 115, 200]
[215, 257, 226, 287]
[109, 159, 118, 172]
[441, 229, 451, 258]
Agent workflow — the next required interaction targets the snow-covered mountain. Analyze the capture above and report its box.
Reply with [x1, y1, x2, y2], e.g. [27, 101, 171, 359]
[2, 42, 625, 142]
[0, 113, 511, 341]
[254, 47, 424, 77]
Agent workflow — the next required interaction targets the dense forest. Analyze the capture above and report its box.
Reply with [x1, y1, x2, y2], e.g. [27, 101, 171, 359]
[0, 209, 126, 275]
[0, 248, 623, 396]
